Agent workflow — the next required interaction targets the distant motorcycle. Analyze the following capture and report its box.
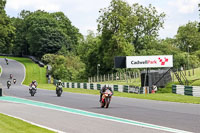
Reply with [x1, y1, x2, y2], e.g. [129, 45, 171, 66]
[10, 74, 13, 79]
[56, 85, 63, 97]
[7, 81, 11, 89]
[13, 79, 16, 84]
[5, 58, 8, 65]
[29, 85, 37, 96]
[101, 89, 112, 108]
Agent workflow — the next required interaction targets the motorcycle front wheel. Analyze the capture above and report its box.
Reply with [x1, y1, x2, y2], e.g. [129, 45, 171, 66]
[57, 90, 62, 97]
[105, 98, 110, 108]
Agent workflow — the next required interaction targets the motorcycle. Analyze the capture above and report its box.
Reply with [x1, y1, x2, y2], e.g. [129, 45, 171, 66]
[7, 81, 11, 89]
[101, 89, 112, 108]
[10, 74, 13, 79]
[13, 79, 16, 84]
[56, 85, 63, 97]
[29, 85, 37, 96]
[5, 58, 8, 65]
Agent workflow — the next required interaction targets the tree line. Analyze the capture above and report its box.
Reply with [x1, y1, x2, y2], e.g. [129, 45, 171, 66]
[1, 0, 200, 81]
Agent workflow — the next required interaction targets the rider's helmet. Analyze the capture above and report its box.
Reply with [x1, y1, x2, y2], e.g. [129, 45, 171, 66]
[58, 80, 61, 83]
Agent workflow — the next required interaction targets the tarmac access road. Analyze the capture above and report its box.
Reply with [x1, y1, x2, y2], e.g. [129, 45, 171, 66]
[0, 58, 200, 133]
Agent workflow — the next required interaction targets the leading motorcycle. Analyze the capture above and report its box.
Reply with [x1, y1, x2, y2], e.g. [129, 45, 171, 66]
[101, 89, 112, 108]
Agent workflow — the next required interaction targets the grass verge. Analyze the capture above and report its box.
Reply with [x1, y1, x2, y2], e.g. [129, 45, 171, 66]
[0, 113, 55, 133]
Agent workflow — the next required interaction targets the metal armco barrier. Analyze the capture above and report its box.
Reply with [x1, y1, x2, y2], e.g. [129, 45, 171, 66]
[53, 79, 144, 94]
[172, 85, 200, 97]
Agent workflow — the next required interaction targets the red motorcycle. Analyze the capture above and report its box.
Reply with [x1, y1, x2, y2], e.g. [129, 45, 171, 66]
[101, 89, 112, 108]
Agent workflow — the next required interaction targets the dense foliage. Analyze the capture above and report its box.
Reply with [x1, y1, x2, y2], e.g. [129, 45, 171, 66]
[12, 10, 81, 57]
[42, 54, 86, 81]
[1, 0, 200, 81]
[0, 0, 15, 53]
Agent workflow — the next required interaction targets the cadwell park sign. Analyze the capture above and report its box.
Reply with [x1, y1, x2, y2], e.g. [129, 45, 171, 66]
[126, 55, 173, 68]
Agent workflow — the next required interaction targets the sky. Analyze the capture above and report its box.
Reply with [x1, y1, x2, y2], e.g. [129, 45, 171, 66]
[5, 0, 200, 39]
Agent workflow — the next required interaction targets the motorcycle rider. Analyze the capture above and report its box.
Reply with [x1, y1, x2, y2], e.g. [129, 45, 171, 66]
[13, 78, 16, 84]
[29, 80, 37, 90]
[99, 85, 113, 102]
[5, 58, 8, 65]
[56, 80, 63, 91]
[7, 80, 11, 88]
[10, 74, 13, 79]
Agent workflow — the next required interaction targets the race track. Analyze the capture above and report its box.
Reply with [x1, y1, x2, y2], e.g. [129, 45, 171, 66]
[0, 58, 200, 133]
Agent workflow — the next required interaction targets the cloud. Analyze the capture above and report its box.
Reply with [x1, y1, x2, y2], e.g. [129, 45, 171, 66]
[168, 0, 199, 14]
[6, 0, 61, 12]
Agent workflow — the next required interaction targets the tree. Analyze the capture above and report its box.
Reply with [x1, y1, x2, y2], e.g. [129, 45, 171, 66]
[13, 10, 81, 58]
[96, 0, 165, 74]
[77, 31, 101, 76]
[42, 54, 86, 81]
[97, 0, 135, 73]
[198, 3, 200, 32]
[175, 21, 200, 53]
[132, 3, 165, 52]
[0, 0, 15, 54]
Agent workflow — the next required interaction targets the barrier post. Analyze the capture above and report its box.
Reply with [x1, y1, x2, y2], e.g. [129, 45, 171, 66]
[0, 83, 2, 96]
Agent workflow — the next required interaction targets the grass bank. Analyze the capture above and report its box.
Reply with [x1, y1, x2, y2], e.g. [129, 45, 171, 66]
[0, 113, 55, 133]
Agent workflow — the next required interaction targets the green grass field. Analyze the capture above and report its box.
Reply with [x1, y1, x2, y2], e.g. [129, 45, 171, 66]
[0, 113, 55, 133]
[171, 68, 200, 86]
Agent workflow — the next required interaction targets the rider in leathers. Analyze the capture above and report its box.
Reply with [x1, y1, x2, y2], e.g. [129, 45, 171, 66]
[99, 85, 113, 102]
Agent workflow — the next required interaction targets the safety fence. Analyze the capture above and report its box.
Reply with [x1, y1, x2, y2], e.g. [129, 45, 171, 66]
[172, 85, 200, 97]
[54, 80, 144, 94]
[0, 54, 44, 67]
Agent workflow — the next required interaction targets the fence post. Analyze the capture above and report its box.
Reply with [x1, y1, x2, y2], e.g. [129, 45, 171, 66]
[112, 73, 113, 81]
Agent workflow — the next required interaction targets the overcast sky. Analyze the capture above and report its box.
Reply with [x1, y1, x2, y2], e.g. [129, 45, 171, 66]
[5, 0, 200, 39]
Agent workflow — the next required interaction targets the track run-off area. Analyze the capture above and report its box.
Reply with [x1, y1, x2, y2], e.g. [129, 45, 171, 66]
[0, 58, 200, 133]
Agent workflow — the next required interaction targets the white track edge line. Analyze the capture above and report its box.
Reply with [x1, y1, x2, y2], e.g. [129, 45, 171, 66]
[0, 111, 66, 133]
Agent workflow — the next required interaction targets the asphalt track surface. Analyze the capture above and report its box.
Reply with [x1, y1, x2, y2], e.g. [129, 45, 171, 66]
[0, 58, 200, 133]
